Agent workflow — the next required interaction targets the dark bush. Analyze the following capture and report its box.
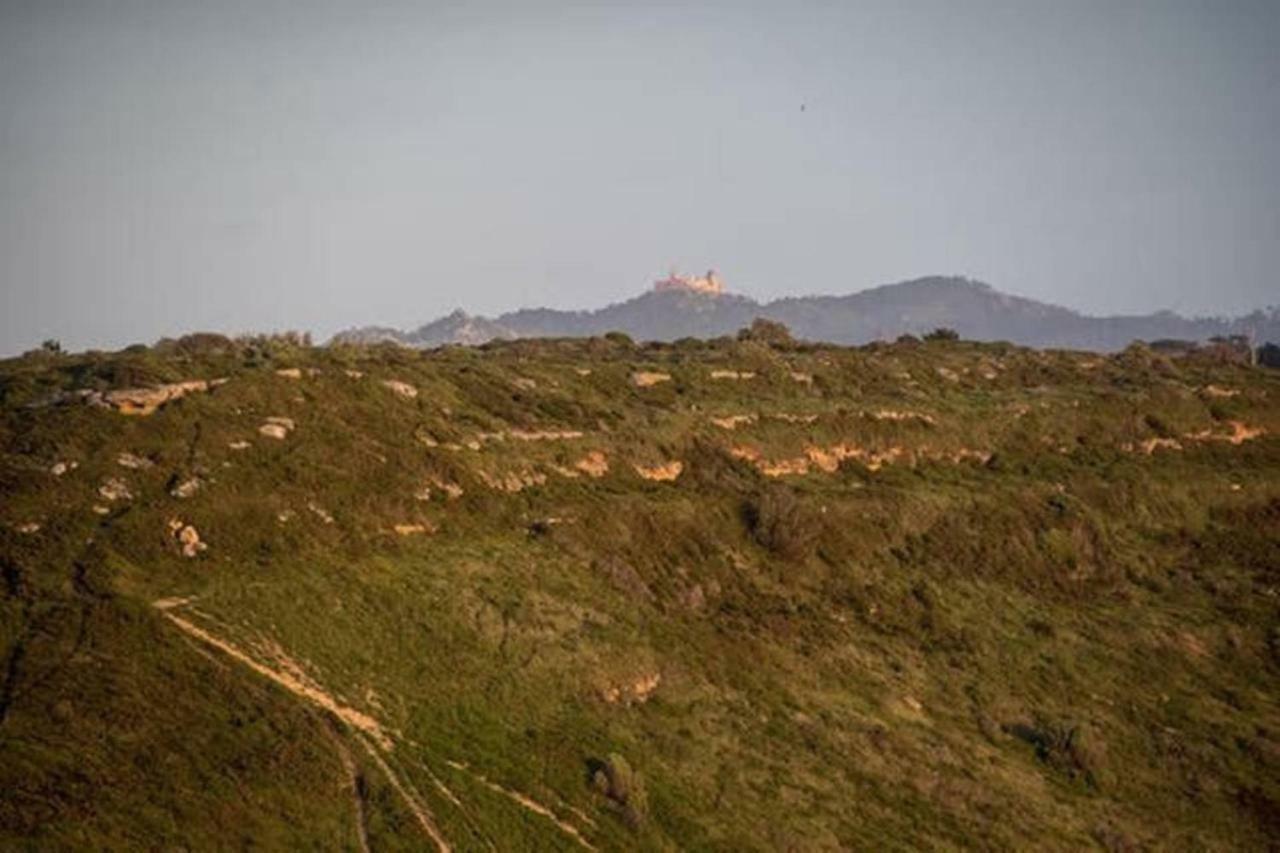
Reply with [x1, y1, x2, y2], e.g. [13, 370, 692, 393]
[684, 439, 759, 493]
[603, 331, 635, 348]
[174, 332, 235, 356]
[924, 327, 960, 341]
[744, 484, 820, 562]
[737, 318, 795, 348]
[590, 753, 649, 828]
[1006, 717, 1108, 787]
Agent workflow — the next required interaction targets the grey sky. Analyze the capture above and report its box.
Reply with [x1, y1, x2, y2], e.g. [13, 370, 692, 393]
[1, 0, 1277, 354]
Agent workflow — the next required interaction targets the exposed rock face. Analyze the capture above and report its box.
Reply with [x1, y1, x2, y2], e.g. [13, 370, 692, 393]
[480, 469, 547, 493]
[98, 478, 132, 502]
[1201, 385, 1239, 398]
[382, 379, 419, 399]
[31, 379, 227, 414]
[630, 371, 671, 388]
[103, 379, 226, 415]
[167, 518, 207, 557]
[507, 428, 584, 441]
[574, 451, 610, 478]
[393, 523, 433, 536]
[601, 672, 662, 705]
[711, 414, 751, 429]
[633, 461, 683, 482]
[170, 478, 201, 499]
[117, 452, 153, 469]
[432, 478, 464, 500]
[258, 417, 296, 440]
[307, 503, 335, 524]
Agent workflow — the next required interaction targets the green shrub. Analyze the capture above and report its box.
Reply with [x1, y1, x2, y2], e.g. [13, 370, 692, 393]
[592, 753, 649, 829]
[1007, 717, 1108, 788]
[744, 484, 819, 562]
[737, 318, 795, 348]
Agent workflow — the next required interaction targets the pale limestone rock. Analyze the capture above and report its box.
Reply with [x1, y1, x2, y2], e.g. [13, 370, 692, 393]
[633, 461, 683, 482]
[101, 379, 226, 416]
[574, 451, 609, 478]
[167, 518, 207, 557]
[170, 477, 201, 499]
[99, 478, 132, 502]
[630, 371, 671, 388]
[382, 379, 418, 399]
[116, 452, 153, 469]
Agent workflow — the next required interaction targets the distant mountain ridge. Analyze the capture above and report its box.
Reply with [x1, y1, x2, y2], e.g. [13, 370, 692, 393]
[331, 276, 1280, 351]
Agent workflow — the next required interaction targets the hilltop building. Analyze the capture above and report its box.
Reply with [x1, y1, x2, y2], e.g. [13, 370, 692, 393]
[653, 269, 725, 295]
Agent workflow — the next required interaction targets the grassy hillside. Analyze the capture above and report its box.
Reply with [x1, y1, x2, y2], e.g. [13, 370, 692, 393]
[2, 331, 1278, 850]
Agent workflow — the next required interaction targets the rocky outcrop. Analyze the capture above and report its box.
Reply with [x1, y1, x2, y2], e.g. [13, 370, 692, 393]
[633, 461, 683, 482]
[258, 417, 296, 440]
[170, 477, 201, 499]
[167, 518, 207, 557]
[393, 523, 434, 536]
[34, 379, 228, 415]
[630, 371, 671, 388]
[117, 452, 153, 469]
[382, 379, 419, 399]
[574, 451, 610, 478]
[98, 478, 133, 502]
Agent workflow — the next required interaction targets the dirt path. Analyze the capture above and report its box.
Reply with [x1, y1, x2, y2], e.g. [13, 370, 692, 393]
[356, 734, 452, 852]
[326, 723, 372, 853]
[152, 598, 449, 851]
[153, 597, 597, 851]
[446, 759, 597, 850]
[154, 603, 394, 750]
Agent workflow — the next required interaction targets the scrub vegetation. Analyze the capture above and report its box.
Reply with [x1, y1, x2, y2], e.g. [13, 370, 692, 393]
[1, 330, 1278, 850]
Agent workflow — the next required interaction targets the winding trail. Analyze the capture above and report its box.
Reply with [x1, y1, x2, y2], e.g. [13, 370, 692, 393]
[326, 724, 372, 853]
[152, 598, 448, 851]
[356, 734, 452, 852]
[446, 760, 597, 850]
[152, 597, 597, 851]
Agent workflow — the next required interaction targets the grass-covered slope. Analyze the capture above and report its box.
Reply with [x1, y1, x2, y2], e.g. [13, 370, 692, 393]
[1, 333, 1278, 850]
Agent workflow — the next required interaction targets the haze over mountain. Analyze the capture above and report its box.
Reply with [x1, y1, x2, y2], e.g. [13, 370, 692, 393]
[333, 275, 1280, 352]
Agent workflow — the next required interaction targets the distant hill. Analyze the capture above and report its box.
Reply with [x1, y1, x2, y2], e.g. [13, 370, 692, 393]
[332, 275, 1280, 351]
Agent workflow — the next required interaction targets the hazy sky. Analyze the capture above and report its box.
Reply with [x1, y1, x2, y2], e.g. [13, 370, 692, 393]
[1, 0, 1277, 353]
